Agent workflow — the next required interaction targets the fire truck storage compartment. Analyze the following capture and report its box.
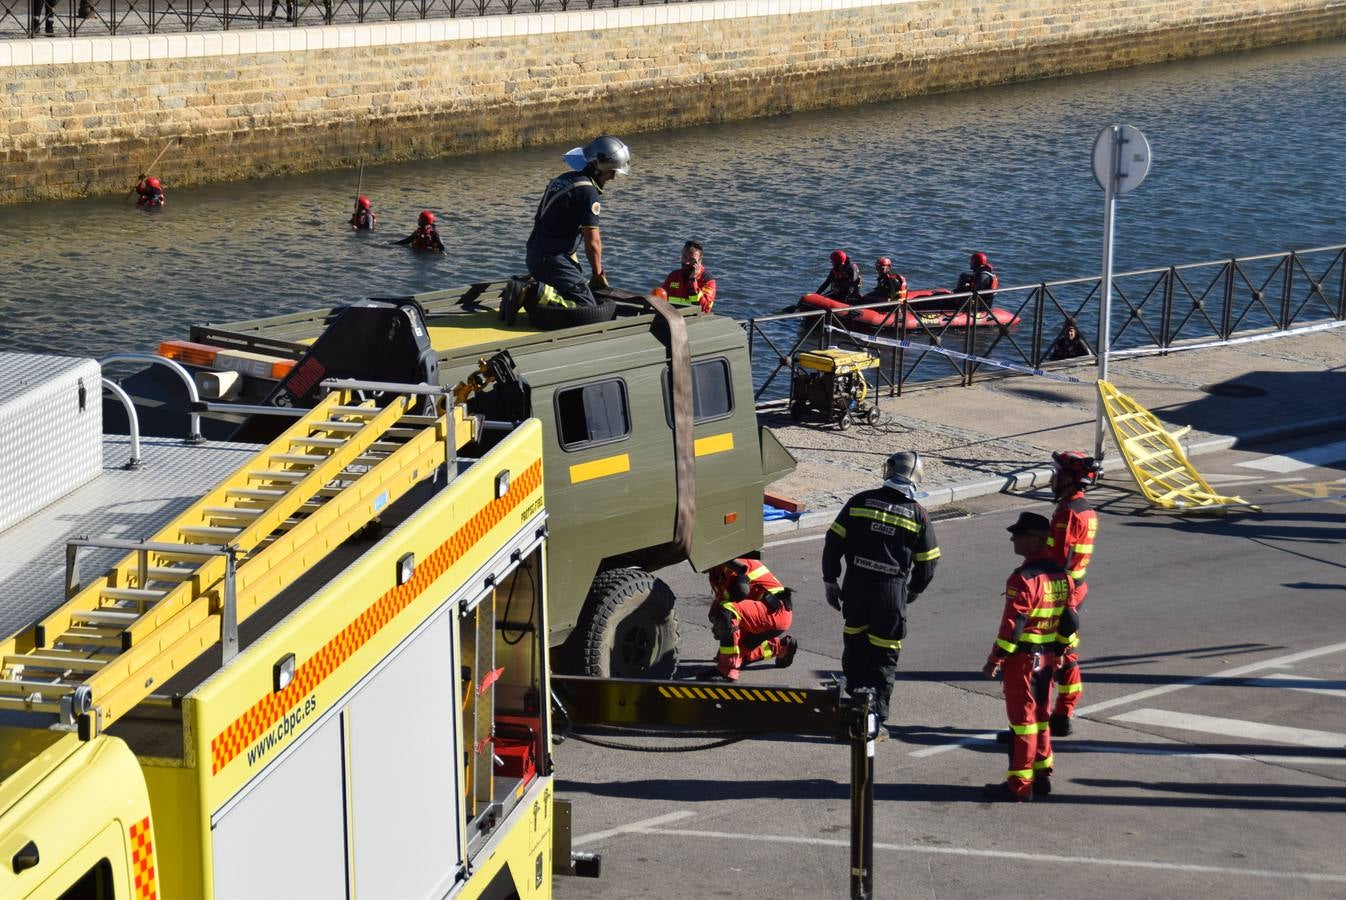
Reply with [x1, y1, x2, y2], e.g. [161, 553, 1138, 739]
[211, 601, 466, 899]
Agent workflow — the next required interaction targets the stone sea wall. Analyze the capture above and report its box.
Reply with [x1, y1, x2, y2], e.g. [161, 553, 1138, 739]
[2, 0, 1344, 203]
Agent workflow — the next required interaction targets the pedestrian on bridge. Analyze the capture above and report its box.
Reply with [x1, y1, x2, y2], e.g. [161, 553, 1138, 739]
[982, 511, 1071, 802]
[822, 451, 940, 740]
[698, 557, 797, 682]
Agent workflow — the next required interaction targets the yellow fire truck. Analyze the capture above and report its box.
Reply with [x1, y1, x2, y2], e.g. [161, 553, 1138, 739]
[0, 355, 554, 898]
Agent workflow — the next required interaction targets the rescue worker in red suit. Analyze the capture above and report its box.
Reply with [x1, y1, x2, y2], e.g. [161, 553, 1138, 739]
[135, 176, 165, 209]
[823, 451, 939, 740]
[395, 211, 445, 253]
[698, 558, 798, 681]
[982, 511, 1071, 802]
[872, 257, 908, 301]
[954, 251, 998, 302]
[661, 240, 718, 314]
[350, 195, 377, 231]
[1046, 450, 1100, 735]
[818, 250, 863, 303]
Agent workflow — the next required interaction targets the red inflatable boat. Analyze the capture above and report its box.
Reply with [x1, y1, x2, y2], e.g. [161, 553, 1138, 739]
[798, 290, 1020, 332]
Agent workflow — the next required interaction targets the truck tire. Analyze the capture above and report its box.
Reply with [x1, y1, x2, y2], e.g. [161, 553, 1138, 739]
[577, 568, 679, 679]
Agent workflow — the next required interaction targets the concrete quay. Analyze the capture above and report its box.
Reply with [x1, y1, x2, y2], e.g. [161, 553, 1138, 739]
[762, 324, 1346, 531]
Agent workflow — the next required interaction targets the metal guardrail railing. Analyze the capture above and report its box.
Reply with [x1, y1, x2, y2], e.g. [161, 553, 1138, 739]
[4, 0, 688, 37]
[743, 244, 1346, 405]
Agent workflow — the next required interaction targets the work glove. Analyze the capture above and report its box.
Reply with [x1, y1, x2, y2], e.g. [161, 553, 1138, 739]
[824, 580, 842, 611]
[982, 656, 1002, 680]
[590, 270, 610, 291]
[762, 593, 782, 614]
[699, 294, 713, 315]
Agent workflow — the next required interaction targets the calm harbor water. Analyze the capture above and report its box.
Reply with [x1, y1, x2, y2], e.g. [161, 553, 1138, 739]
[1, 38, 1343, 361]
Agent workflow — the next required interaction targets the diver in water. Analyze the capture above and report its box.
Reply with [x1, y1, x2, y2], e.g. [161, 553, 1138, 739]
[395, 211, 445, 253]
[349, 195, 378, 231]
[135, 176, 165, 209]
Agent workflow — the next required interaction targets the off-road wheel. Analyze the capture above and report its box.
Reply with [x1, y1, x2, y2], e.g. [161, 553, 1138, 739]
[576, 568, 679, 678]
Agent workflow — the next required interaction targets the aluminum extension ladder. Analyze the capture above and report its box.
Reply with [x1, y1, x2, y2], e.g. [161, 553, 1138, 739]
[0, 386, 470, 738]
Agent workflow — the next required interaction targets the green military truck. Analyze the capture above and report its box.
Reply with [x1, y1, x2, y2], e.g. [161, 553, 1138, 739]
[133, 281, 796, 677]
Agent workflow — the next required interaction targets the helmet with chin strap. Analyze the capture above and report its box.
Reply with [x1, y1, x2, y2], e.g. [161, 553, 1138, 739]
[970, 251, 990, 270]
[583, 135, 631, 175]
[830, 250, 848, 268]
[1052, 450, 1100, 489]
[883, 451, 923, 487]
[875, 256, 893, 273]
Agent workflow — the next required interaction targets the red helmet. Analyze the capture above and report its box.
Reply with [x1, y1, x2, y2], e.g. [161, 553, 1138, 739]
[357, 195, 371, 210]
[145, 177, 161, 190]
[418, 210, 435, 226]
[970, 251, 990, 270]
[1052, 450, 1100, 488]
[830, 250, 848, 267]
[875, 256, 893, 273]
[708, 560, 749, 598]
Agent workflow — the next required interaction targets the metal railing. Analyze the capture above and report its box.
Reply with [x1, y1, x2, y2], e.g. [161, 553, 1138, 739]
[743, 244, 1346, 405]
[5, 0, 688, 37]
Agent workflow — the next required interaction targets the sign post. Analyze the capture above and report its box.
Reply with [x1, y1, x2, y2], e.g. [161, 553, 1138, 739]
[1091, 124, 1151, 461]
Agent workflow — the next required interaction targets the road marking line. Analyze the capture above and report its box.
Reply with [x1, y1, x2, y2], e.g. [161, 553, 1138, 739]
[571, 810, 695, 847]
[910, 640, 1346, 758]
[764, 532, 827, 549]
[1064, 741, 1346, 766]
[1111, 709, 1346, 749]
[1235, 439, 1346, 472]
[1202, 474, 1305, 486]
[633, 826, 1346, 884]
[1252, 673, 1346, 698]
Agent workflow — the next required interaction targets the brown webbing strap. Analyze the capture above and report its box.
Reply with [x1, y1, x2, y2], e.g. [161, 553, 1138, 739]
[646, 292, 695, 558]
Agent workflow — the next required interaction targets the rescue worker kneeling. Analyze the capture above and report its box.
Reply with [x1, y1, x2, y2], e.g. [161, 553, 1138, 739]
[698, 558, 798, 682]
[982, 512, 1072, 803]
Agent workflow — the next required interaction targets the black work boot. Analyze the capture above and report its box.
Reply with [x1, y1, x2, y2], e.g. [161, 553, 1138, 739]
[982, 782, 1030, 803]
[1032, 775, 1053, 798]
[1049, 713, 1073, 737]
[774, 635, 798, 668]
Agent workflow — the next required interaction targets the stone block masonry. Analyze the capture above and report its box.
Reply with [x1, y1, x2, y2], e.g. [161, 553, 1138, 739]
[1, 0, 1344, 204]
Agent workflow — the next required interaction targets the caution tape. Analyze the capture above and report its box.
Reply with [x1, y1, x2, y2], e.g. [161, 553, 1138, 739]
[825, 326, 1084, 384]
[1107, 319, 1346, 359]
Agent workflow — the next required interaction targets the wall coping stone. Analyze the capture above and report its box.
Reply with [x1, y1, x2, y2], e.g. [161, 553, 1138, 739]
[0, 0, 925, 68]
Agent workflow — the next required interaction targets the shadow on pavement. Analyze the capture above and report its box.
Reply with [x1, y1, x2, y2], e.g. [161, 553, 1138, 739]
[1160, 369, 1346, 442]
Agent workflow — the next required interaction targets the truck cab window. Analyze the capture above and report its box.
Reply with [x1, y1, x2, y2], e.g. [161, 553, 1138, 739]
[58, 859, 114, 900]
[555, 379, 630, 449]
[663, 358, 733, 425]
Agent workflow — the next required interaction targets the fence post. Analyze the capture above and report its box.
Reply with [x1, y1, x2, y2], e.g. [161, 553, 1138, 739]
[1031, 285, 1045, 366]
[1160, 267, 1174, 349]
[1221, 259, 1235, 339]
[1281, 251, 1295, 329]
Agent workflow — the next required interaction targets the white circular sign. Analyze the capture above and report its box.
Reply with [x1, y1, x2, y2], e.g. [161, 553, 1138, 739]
[1092, 124, 1152, 194]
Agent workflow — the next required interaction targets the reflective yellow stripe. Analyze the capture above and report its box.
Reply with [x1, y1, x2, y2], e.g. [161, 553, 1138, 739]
[1019, 632, 1057, 644]
[1059, 633, 1080, 648]
[1033, 756, 1054, 770]
[1010, 722, 1047, 735]
[843, 625, 868, 635]
[568, 453, 631, 484]
[829, 522, 847, 538]
[719, 646, 739, 654]
[867, 634, 902, 650]
[745, 565, 769, 580]
[1007, 768, 1033, 779]
[1045, 536, 1058, 548]
[1056, 683, 1082, 695]
[1028, 606, 1064, 618]
[914, 548, 941, 561]
[851, 507, 920, 532]
[995, 638, 1017, 653]
[694, 432, 734, 457]
[760, 644, 776, 659]
[1067, 566, 1087, 579]
[1072, 543, 1094, 553]
[720, 602, 740, 619]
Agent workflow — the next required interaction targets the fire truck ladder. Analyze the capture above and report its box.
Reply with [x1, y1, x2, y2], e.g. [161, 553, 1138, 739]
[0, 385, 470, 739]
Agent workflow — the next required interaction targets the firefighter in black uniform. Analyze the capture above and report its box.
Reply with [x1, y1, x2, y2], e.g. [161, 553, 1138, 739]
[822, 451, 940, 739]
[523, 135, 630, 310]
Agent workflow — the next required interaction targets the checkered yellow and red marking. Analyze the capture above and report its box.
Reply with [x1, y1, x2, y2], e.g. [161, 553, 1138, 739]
[209, 459, 542, 774]
[129, 816, 157, 900]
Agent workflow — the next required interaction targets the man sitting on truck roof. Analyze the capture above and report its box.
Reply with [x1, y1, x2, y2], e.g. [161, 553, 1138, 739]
[525, 136, 631, 308]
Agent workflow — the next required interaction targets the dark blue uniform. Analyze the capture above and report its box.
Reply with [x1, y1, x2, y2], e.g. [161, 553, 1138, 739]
[526, 170, 603, 307]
